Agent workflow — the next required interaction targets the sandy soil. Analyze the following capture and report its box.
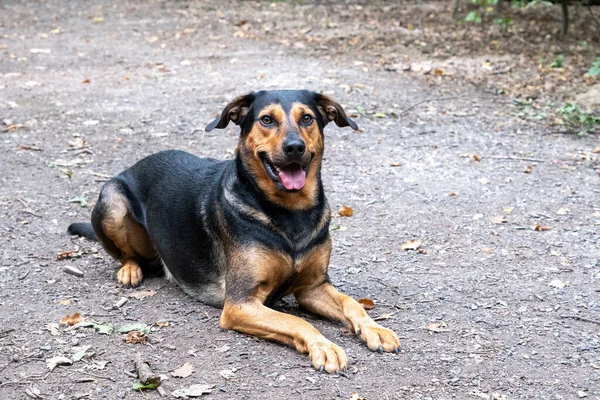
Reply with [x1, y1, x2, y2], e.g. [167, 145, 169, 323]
[1, 1, 599, 399]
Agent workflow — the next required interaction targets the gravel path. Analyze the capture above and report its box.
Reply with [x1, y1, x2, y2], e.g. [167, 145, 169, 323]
[1, 1, 599, 399]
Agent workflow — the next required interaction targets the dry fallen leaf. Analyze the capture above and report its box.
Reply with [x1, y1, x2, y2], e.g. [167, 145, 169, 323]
[60, 312, 82, 326]
[449, 192, 457, 196]
[3, 124, 26, 132]
[129, 290, 157, 300]
[549, 279, 567, 288]
[592, 146, 600, 154]
[46, 356, 73, 371]
[57, 299, 71, 306]
[427, 322, 450, 333]
[373, 312, 394, 321]
[490, 216, 508, 224]
[389, 162, 403, 167]
[469, 153, 481, 162]
[523, 165, 532, 173]
[46, 323, 60, 336]
[401, 239, 422, 251]
[350, 392, 367, 400]
[534, 222, 550, 231]
[67, 137, 86, 148]
[172, 362, 194, 378]
[357, 298, 375, 310]
[124, 331, 147, 344]
[219, 369, 238, 380]
[339, 206, 354, 217]
[56, 250, 78, 260]
[155, 321, 169, 328]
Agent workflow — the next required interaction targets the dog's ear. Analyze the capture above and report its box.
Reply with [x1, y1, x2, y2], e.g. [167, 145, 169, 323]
[205, 92, 255, 132]
[315, 93, 358, 130]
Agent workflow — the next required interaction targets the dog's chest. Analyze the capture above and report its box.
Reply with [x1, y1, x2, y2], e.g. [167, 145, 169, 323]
[273, 214, 320, 251]
[266, 241, 330, 304]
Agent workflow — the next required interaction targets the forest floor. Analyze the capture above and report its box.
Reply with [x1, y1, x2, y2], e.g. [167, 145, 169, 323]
[1, 1, 599, 399]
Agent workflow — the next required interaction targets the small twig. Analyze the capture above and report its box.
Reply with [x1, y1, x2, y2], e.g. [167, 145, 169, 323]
[0, 361, 12, 373]
[71, 149, 94, 156]
[0, 328, 15, 338]
[560, 314, 600, 326]
[0, 381, 31, 388]
[75, 378, 97, 383]
[487, 155, 545, 162]
[369, 277, 400, 295]
[124, 370, 138, 378]
[398, 97, 461, 117]
[87, 171, 112, 179]
[18, 145, 43, 151]
[78, 370, 116, 382]
[134, 353, 161, 386]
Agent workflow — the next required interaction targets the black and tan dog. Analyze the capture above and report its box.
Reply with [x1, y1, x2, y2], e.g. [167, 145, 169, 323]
[68, 90, 400, 372]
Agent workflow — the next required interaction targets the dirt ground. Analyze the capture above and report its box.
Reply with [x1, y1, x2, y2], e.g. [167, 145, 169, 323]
[1, 1, 599, 399]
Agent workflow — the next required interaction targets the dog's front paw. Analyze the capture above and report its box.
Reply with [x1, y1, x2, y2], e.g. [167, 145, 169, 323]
[358, 323, 400, 353]
[117, 262, 143, 288]
[307, 339, 347, 373]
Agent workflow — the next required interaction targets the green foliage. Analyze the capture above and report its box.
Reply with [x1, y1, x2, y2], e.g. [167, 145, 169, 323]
[549, 54, 564, 68]
[73, 320, 114, 335]
[118, 323, 150, 335]
[495, 16, 513, 32]
[512, 98, 549, 121]
[465, 11, 482, 23]
[589, 57, 600, 77]
[464, 0, 498, 24]
[132, 382, 158, 391]
[557, 103, 600, 135]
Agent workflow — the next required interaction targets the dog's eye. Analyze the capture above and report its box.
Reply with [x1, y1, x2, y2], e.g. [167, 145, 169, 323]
[301, 114, 313, 124]
[260, 115, 273, 125]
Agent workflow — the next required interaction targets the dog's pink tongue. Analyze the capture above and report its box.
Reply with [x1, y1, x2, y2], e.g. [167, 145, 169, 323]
[279, 165, 306, 190]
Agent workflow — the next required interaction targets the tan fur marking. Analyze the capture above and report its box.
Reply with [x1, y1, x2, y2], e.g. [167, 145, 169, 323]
[99, 187, 155, 287]
[220, 244, 347, 372]
[288, 239, 332, 295]
[295, 283, 401, 353]
[117, 260, 143, 287]
[219, 299, 347, 372]
[240, 103, 324, 210]
[291, 102, 322, 159]
[226, 245, 293, 301]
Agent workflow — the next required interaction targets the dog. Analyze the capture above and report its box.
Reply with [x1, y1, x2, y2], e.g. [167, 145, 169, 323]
[68, 90, 400, 373]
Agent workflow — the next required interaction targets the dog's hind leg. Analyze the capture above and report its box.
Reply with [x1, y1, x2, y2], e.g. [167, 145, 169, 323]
[92, 181, 156, 287]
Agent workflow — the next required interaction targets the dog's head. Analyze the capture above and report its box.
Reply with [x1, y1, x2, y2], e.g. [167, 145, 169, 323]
[206, 90, 357, 209]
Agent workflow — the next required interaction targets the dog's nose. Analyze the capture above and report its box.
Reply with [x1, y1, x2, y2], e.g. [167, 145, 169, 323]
[282, 133, 306, 158]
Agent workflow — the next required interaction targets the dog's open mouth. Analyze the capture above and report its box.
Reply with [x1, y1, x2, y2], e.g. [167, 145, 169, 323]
[262, 156, 308, 191]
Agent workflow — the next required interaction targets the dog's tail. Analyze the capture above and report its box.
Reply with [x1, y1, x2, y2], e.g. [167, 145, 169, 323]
[67, 223, 98, 241]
